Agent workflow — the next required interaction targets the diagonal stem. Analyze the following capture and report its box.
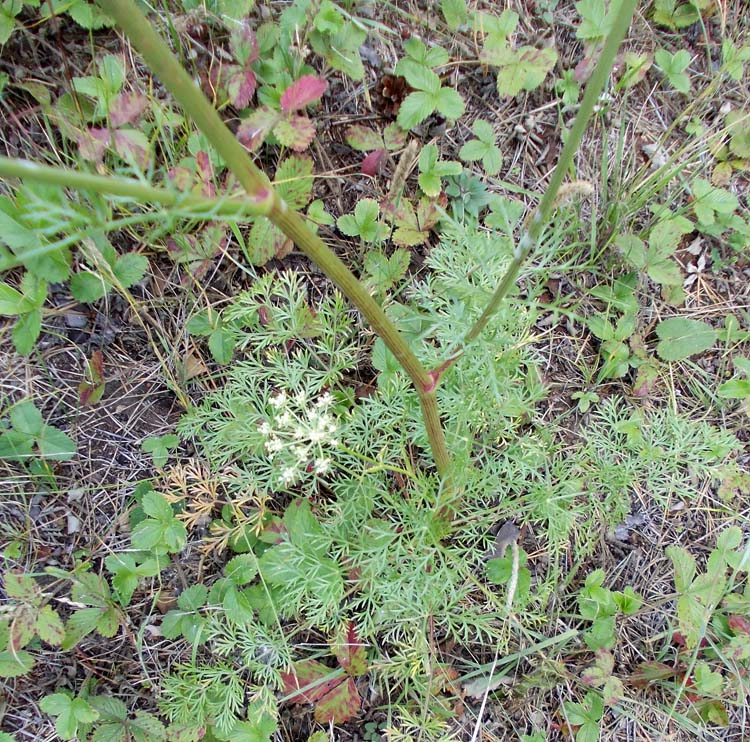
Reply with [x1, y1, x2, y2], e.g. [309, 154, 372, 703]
[93, 0, 451, 476]
[430, 0, 639, 385]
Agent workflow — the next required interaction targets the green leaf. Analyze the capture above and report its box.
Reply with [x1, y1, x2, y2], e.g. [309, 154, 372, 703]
[62, 607, 102, 650]
[11, 308, 42, 355]
[667, 544, 696, 592]
[655, 318, 717, 361]
[496, 46, 557, 96]
[113, 252, 148, 287]
[397, 91, 436, 130]
[441, 0, 467, 29]
[186, 310, 215, 336]
[655, 48, 692, 93]
[718, 378, 750, 399]
[459, 139, 490, 162]
[435, 86, 465, 120]
[0, 283, 26, 315]
[209, 325, 235, 364]
[0, 649, 34, 677]
[401, 64, 441, 94]
[691, 178, 739, 226]
[228, 712, 277, 742]
[142, 490, 173, 521]
[36, 605, 65, 645]
[274, 156, 314, 210]
[70, 271, 110, 303]
[9, 400, 44, 436]
[177, 584, 208, 612]
[36, 424, 76, 460]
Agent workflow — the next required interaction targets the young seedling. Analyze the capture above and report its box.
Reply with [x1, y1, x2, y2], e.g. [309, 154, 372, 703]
[458, 119, 503, 175]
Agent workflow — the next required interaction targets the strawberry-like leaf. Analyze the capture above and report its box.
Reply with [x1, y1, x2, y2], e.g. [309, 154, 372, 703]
[280, 75, 328, 113]
[226, 67, 257, 110]
[331, 621, 367, 677]
[237, 107, 279, 151]
[273, 116, 316, 152]
[313, 676, 361, 724]
[108, 92, 148, 127]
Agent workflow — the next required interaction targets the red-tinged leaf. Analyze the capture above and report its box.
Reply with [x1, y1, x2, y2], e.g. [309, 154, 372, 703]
[109, 91, 149, 127]
[10, 604, 37, 651]
[416, 194, 446, 231]
[230, 22, 258, 65]
[729, 615, 750, 635]
[4, 572, 39, 600]
[226, 67, 257, 110]
[273, 116, 316, 152]
[237, 107, 279, 151]
[195, 151, 215, 197]
[345, 125, 384, 152]
[574, 46, 600, 83]
[628, 661, 677, 688]
[113, 129, 150, 167]
[280, 75, 328, 113]
[280, 660, 341, 705]
[361, 149, 386, 176]
[313, 676, 361, 724]
[168, 166, 193, 190]
[331, 621, 367, 677]
[79, 350, 106, 406]
[76, 127, 110, 162]
[383, 123, 407, 151]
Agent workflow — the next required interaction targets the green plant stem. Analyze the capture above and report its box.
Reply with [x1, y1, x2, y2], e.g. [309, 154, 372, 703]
[432, 0, 638, 381]
[93, 0, 452, 476]
[0, 156, 273, 218]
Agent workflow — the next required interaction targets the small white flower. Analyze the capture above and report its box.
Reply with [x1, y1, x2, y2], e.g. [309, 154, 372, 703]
[293, 446, 307, 463]
[259, 421, 272, 436]
[316, 392, 333, 408]
[329, 439, 340, 448]
[309, 427, 326, 443]
[269, 391, 287, 408]
[294, 390, 307, 406]
[280, 466, 297, 485]
[265, 437, 283, 454]
[278, 411, 292, 427]
[314, 457, 331, 475]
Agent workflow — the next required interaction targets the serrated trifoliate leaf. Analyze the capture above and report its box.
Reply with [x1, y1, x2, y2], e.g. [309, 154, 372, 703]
[186, 309, 216, 336]
[142, 490, 173, 521]
[656, 317, 717, 361]
[345, 125, 384, 152]
[496, 46, 557, 96]
[224, 554, 257, 585]
[177, 584, 208, 612]
[273, 115, 316, 152]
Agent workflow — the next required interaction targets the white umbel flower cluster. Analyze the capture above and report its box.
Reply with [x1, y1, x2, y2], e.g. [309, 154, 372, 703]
[259, 389, 339, 489]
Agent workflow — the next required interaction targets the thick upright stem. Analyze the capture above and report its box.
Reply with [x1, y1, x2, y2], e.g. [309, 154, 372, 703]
[93, 0, 452, 476]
